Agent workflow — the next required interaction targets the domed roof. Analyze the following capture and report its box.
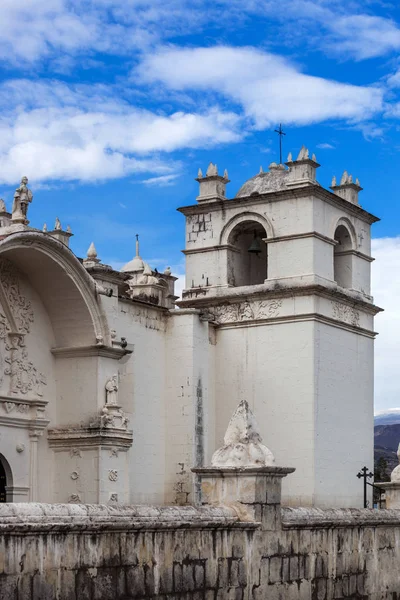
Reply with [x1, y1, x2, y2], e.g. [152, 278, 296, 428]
[235, 163, 289, 198]
[121, 255, 144, 273]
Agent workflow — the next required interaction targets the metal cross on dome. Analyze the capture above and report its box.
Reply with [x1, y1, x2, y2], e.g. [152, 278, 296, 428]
[274, 123, 286, 165]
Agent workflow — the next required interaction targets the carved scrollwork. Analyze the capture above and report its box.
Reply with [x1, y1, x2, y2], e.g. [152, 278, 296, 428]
[332, 302, 360, 327]
[108, 469, 118, 482]
[68, 494, 81, 504]
[207, 299, 283, 325]
[5, 336, 47, 397]
[0, 259, 34, 334]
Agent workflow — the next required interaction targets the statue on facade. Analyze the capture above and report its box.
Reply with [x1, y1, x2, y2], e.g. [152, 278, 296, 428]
[105, 374, 118, 405]
[12, 177, 33, 222]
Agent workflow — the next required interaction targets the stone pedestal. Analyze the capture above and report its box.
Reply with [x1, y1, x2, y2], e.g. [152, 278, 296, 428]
[376, 482, 400, 509]
[193, 466, 294, 529]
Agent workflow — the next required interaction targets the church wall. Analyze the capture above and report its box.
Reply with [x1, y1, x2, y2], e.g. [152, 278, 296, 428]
[314, 321, 374, 508]
[165, 310, 213, 505]
[117, 300, 168, 505]
[213, 321, 316, 506]
[54, 357, 101, 425]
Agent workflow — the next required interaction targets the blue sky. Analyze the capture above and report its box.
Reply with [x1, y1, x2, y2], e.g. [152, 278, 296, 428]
[0, 0, 400, 410]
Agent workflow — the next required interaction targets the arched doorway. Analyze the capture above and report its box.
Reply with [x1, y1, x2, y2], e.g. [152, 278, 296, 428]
[0, 455, 12, 502]
[227, 221, 268, 287]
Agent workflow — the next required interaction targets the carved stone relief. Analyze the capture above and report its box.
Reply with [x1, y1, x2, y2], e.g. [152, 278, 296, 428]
[3, 401, 29, 414]
[0, 258, 47, 399]
[207, 299, 283, 325]
[108, 469, 118, 482]
[109, 493, 118, 503]
[332, 302, 360, 327]
[68, 494, 81, 503]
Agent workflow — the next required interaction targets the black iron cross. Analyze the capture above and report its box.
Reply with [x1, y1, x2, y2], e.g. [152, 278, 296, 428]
[357, 466, 374, 508]
[274, 123, 286, 165]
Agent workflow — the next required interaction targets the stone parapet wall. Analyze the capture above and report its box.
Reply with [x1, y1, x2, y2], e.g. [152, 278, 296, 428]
[1, 503, 400, 599]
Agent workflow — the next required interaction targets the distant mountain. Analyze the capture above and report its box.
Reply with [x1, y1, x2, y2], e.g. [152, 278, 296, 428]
[374, 409, 400, 426]
[374, 418, 400, 475]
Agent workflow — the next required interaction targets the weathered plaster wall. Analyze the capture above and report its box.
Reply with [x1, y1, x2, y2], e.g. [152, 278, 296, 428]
[165, 310, 214, 506]
[117, 300, 168, 505]
[1, 503, 400, 599]
[214, 321, 316, 507]
[314, 322, 374, 508]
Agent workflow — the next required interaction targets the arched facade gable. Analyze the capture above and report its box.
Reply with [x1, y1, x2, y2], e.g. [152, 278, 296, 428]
[219, 212, 274, 246]
[332, 217, 357, 249]
[0, 232, 109, 347]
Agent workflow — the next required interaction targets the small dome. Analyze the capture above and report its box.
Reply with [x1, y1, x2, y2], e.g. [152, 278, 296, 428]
[236, 162, 289, 198]
[121, 234, 145, 273]
[121, 256, 144, 273]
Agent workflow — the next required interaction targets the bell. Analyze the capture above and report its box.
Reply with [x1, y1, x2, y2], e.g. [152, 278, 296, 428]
[248, 234, 262, 255]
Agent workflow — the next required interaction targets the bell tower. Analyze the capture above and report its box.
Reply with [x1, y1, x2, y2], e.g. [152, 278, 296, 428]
[178, 148, 381, 508]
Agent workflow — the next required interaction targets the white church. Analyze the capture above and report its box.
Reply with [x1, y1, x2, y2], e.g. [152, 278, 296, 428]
[0, 147, 380, 509]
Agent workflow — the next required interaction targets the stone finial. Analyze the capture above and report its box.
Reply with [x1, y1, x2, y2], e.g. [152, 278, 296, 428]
[211, 400, 275, 467]
[356, 177, 360, 186]
[196, 162, 229, 203]
[137, 263, 159, 285]
[312, 153, 317, 162]
[87, 242, 98, 260]
[297, 146, 309, 161]
[54, 217, 62, 231]
[0, 199, 6, 212]
[42, 223, 47, 233]
[259, 166, 263, 173]
[286, 152, 292, 162]
[331, 170, 362, 205]
[206, 162, 218, 177]
[67, 225, 72, 233]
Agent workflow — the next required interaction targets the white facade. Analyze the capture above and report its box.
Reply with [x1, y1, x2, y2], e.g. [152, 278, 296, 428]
[0, 151, 380, 508]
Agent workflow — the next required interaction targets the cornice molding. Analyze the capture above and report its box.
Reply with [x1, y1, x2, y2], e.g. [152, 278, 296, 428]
[177, 184, 379, 225]
[263, 231, 336, 246]
[47, 426, 133, 449]
[182, 243, 241, 255]
[51, 345, 130, 359]
[179, 284, 381, 316]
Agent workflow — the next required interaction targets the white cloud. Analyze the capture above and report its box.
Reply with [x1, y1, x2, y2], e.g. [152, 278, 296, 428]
[372, 237, 400, 411]
[137, 46, 383, 128]
[317, 143, 335, 149]
[140, 174, 180, 186]
[1, 0, 400, 67]
[0, 80, 242, 184]
[330, 14, 400, 60]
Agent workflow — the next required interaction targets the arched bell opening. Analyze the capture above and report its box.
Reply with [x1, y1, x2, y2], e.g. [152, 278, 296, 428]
[0, 454, 13, 503]
[334, 224, 353, 289]
[227, 221, 268, 287]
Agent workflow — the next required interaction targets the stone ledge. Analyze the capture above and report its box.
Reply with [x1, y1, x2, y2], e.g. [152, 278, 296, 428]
[282, 507, 400, 529]
[0, 503, 259, 533]
[193, 467, 295, 478]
